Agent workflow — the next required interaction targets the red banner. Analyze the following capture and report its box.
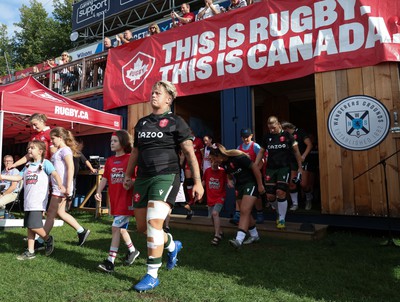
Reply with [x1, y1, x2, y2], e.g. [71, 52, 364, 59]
[104, 0, 400, 110]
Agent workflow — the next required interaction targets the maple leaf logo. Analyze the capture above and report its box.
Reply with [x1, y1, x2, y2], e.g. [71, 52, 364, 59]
[122, 52, 156, 92]
[32, 89, 65, 103]
[126, 58, 149, 84]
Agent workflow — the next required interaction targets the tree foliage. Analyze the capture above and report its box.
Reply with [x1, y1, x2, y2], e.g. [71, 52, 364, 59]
[0, 24, 13, 77]
[0, 0, 73, 74]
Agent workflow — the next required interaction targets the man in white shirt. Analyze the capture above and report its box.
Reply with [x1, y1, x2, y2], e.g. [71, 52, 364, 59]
[0, 155, 20, 209]
[196, 0, 221, 21]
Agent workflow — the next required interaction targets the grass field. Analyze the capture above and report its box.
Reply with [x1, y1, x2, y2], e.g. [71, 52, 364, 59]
[1, 212, 399, 302]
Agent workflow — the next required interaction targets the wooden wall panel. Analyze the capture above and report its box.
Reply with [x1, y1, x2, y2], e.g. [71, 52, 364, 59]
[316, 71, 344, 214]
[336, 70, 355, 215]
[390, 64, 400, 217]
[316, 62, 400, 217]
[347, 68, 371, 215]
[127, 102, 151, 136]
[374, 63, 400, 217]
[361, 66, 384, 216]
[314, 72, 328, 213]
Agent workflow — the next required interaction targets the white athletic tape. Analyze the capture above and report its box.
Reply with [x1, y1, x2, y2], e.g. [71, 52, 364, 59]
[146, 200, 170, 249]
[147, 200, 170, 220]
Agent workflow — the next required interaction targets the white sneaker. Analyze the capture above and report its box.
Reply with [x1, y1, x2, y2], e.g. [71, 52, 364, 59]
[305, 200, 312, 211]
[229, 239, 242, 249]
[290, 205, 298, 211]
[243, 236, 260, 245]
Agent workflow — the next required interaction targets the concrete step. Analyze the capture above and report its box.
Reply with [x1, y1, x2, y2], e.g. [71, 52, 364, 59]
[168, 214, 328, 241]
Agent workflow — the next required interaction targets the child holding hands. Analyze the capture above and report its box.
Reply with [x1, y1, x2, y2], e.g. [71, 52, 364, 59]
[0, 140, 65, 260]
[96, 130, 140, 273]
[202, 159, 227, 245]
[35, 127, 90, 250]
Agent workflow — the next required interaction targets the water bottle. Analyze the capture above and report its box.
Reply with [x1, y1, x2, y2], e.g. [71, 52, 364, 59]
[4, 210, 9, 219]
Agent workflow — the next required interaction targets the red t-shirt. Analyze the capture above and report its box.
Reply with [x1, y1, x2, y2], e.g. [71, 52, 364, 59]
[31, 127, 53, 159]
[203, 166, 227, 206]
[178, 12, 195, 26]
[103, 153, 135, 216]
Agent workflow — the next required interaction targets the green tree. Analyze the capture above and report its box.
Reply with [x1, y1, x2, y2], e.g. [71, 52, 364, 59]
[14, 0, 52, 67]
[0, 24, 13, 77]
[47, 0, 74, 57]
[13, 0, 73, 68]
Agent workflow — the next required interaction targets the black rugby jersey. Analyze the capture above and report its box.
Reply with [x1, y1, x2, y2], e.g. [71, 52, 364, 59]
[134, 112, 191, 177]
[292, 128, 310, 155]
[261, 130, 296, 169]
[288, 128, 310, 163]
[221, 154, 255, 187]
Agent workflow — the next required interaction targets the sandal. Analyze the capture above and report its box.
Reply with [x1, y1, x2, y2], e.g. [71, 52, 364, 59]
[211, 235, 222, 246]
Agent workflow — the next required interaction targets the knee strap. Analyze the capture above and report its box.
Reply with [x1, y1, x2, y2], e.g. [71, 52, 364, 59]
[146, 200, 170, 249]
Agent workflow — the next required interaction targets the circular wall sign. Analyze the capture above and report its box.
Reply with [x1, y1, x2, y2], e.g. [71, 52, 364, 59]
[327, 95, 390, 151]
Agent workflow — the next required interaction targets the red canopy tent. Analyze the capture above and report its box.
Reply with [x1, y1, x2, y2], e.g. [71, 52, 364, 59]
[0, 76, 122, 159]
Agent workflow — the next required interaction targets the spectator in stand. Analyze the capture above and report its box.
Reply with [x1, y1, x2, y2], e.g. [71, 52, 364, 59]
[58, 51, 75, 94]
[148, 23, 161, 36]
[44, 58, 56, 69]
[228, 0, 247, 11]
[171, 3, 195, 28]
[0, 155, 20, 210]
[104, 37, 114, 51]
[202, 159, 227, 246]
[196, 0, 221, 21]
[281, 121, 313, 211]
[118, 30, 134, 45]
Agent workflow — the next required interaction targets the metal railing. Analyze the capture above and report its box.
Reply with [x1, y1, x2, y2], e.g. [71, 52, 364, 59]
[33, 51, 108, 96]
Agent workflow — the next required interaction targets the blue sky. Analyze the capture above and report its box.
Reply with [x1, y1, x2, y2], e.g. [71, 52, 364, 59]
[0, 0, 54, 37]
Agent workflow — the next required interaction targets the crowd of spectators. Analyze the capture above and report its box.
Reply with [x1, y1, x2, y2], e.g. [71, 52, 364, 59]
[5, 1, 255, 88]
[103, 0, 252, 50]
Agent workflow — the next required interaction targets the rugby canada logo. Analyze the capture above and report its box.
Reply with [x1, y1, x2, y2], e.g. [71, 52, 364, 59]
[327, 95, 390, 151]
[122, 52, 155, 92]
[32, 89, 65, 103]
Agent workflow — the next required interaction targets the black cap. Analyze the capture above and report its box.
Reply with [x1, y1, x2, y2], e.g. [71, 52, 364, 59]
[240, 128, 253, 137]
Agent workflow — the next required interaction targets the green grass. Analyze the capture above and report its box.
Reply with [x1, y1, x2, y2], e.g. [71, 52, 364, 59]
[1, 212, 399, 302]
